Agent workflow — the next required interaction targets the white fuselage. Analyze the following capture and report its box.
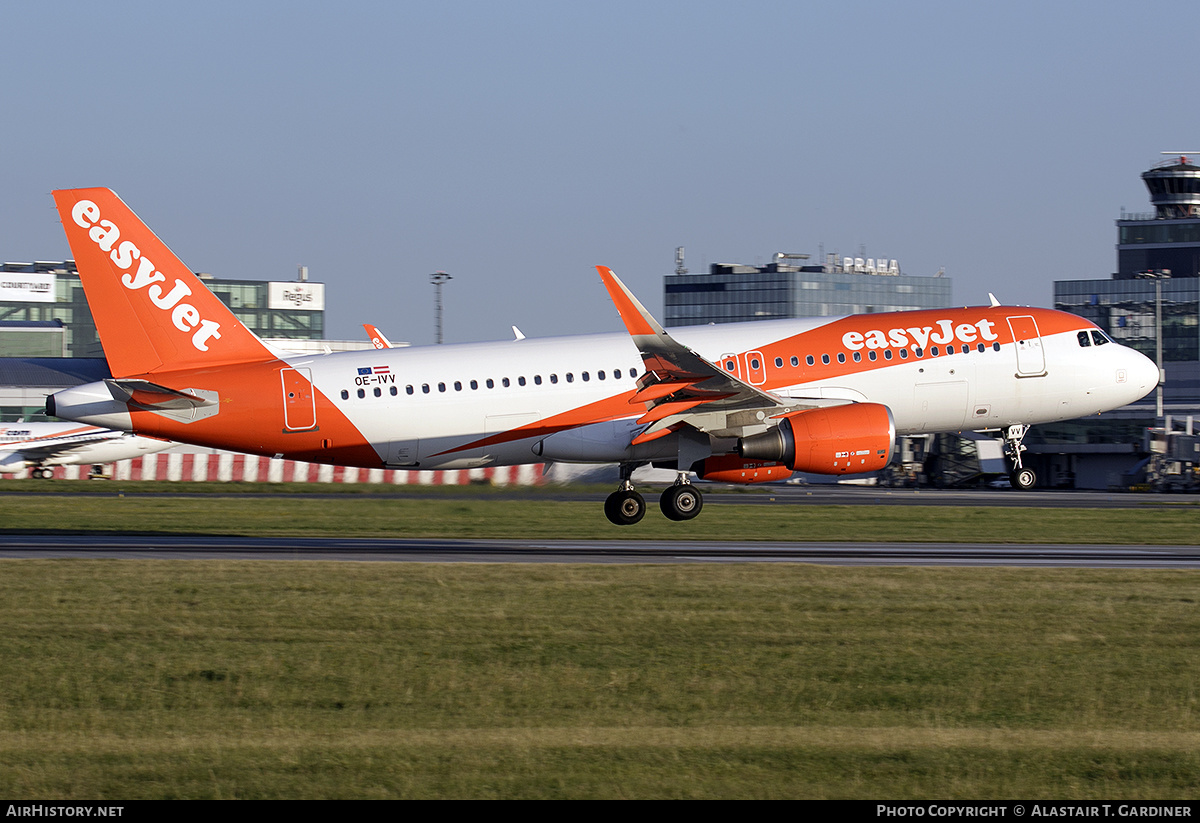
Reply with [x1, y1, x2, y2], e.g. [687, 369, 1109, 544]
[271, 313, 1157, 470]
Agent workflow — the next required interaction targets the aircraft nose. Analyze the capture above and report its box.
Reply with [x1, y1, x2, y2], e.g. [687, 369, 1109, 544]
[1129, 349, 1160, 394]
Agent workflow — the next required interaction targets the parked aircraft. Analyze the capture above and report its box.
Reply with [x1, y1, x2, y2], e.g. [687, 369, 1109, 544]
[46, 188, 1158, 523]
[0, 421, 174, 478]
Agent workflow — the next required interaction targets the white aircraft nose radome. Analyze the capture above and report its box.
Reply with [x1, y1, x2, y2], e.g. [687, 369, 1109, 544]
[1132, 348, 1160, 395]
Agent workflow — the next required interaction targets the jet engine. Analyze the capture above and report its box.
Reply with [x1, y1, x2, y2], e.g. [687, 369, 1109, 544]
[736, 403, 895, 474]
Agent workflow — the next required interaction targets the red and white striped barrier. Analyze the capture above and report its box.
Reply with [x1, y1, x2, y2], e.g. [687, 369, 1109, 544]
[17, 453, 547, 485]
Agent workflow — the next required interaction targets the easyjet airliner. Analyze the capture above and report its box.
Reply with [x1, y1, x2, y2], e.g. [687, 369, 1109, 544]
[46, 188, 1158, 524]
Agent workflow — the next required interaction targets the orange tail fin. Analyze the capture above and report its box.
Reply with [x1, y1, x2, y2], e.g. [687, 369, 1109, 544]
[52, 188, 275, 377]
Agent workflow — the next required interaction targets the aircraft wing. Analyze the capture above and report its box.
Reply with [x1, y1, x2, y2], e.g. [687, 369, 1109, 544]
[596, 266, 836, 443]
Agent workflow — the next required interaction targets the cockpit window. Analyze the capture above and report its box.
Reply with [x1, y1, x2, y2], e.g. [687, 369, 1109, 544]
[1077, 331, 1091, 348]
[1090, 330, 1110, 346]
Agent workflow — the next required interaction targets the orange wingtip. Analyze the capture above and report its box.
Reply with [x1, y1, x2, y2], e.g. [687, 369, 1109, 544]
[596, 265, 659, 337]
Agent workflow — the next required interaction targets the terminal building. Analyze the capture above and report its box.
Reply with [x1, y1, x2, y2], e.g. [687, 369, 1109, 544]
[1045, 155, 1200, 488]
[0, 262, 336, 422]
[664, 250, 951, 327]
[0, 261, 327, 359]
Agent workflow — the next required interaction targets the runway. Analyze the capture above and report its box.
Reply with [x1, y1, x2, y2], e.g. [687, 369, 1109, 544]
[2, 534, 1198, 568]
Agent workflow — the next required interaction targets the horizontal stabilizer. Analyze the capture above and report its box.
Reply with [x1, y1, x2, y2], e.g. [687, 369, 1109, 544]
[105, 379, 216, 411]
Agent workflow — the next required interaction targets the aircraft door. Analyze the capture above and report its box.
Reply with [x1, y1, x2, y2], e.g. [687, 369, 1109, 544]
[745, 351, 767, 385]
[1006, 316, 1046, 376]
[281, 368, 317, 430]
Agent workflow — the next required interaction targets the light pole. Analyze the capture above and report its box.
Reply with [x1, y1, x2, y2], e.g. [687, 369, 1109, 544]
[1136, 269, 1171, 418]
[430, 271, 452, 344]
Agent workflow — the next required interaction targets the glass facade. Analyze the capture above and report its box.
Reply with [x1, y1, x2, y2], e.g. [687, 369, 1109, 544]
[1054, 278, 1199, 363]
[0, 262, 325, 358]
[664, 267, 952, 327]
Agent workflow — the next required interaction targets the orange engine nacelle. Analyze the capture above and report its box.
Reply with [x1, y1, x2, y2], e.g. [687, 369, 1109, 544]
[694, 455, 794, 484]
[736, 403, 895, 474]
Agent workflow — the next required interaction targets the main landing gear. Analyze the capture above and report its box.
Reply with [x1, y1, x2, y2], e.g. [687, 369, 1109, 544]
[604, 466, 704, 526]
[1003, 424, 1036, 490]
[660, 473, 703, 521]
[604, 463, 646, 526]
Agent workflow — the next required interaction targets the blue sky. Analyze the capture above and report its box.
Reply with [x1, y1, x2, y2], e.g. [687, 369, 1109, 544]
[2, 1, 1196, 345]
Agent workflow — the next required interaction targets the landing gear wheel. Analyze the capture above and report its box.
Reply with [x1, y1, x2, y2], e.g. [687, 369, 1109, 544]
[1010, 467, 1036, 490]
[604, 490, 646, 526]
[660, 484, 703, 521]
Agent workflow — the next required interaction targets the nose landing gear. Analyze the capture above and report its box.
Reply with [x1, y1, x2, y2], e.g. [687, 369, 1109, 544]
[1004, 424, 1036, 490]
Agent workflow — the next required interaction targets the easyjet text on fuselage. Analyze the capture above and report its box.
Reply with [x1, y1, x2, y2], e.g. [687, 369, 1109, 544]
[841, 318, 999, 353]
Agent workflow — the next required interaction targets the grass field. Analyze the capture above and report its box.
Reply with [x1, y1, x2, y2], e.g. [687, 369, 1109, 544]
[0, 560, 1197, 798]
[0, 491, 1197, 798]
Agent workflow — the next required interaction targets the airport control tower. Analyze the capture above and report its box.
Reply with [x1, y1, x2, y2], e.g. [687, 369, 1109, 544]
[1115, 153, 1200, 278]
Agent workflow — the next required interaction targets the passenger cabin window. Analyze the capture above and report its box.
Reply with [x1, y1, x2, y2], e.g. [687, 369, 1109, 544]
[341, 390, 349, 400]
[518, 376, 527, 386]
[502, 377, 510, 387]
[535, 375, 543, 385]
[806, 355, 815, 366]
[790, 356, 799, 367]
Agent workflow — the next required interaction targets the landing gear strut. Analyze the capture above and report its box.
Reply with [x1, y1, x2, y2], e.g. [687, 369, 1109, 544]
[659, 473, 703, 521]
[1003, 424, 1036, 490]
[604, 463, 646, 526]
